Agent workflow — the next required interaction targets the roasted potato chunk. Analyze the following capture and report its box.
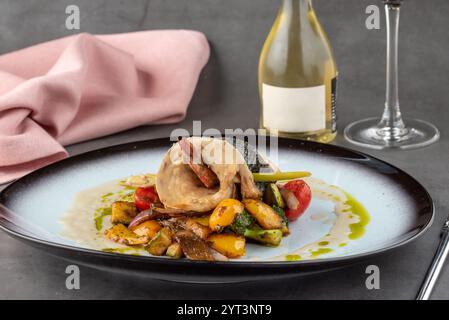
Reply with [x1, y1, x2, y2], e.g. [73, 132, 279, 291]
[209, 199, 244, 232]
[130, 220, 162, 239]
[166, 242, 183, 259]
[145, 228, 173, 256]
[104, 224, 148, 245]
[242, 199, 283, 230]
[111, 201, 138, 224]
[207, 233, 246, 258]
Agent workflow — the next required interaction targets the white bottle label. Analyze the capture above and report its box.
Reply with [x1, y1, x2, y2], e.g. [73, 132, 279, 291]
[262, 83, 326, 133]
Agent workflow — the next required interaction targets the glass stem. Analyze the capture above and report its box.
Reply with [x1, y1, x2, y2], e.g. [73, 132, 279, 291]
[378, 2, 407, 139]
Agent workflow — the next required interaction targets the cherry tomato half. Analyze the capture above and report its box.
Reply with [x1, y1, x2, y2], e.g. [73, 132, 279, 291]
[281, 180, 312, 221]
[134, 186, 159, 211]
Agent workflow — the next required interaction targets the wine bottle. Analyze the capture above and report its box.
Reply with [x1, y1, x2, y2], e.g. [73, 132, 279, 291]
[259, 0, 338, 143]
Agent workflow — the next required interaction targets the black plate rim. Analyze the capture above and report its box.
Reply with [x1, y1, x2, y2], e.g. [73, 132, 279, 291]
[0, 136, 435, 269]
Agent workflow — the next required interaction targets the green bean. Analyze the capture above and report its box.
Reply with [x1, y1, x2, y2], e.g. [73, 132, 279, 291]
[252, 171, 311, 182]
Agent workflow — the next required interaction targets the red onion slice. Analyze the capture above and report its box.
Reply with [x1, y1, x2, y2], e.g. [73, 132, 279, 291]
[128, 209, 152, 230]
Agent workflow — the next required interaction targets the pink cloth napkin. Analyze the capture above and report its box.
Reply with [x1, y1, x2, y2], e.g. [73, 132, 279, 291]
[0, 30, 210, 183]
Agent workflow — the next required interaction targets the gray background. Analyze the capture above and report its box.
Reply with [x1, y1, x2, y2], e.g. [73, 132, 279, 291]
[1, 0, 448, 299]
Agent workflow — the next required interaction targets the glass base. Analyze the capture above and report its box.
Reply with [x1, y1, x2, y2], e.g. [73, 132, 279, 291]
[344, 117, 440, 150]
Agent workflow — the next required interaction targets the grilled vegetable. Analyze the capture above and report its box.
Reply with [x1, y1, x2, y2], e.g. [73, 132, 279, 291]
[166, 242, 183, 259]
[242, 199, 283, 230]
[228, 210, 255, 235]
[134, 186, 159, 211]
[176, 218, 211, 240]
[192, 215, 210, 227]
[263, 183, 285, 208]
[255, 182, 269, 195]
[272, 205, 290, 236]
[229, 211, 283, 246]
[128, 210, 153, 230]
[130, 220, 162, 239]
[207, 233, 246, 258]
[152, 206, 207, 219]
[145, 227, 173, 256]
[131, 206, 205, 223]
[279, 180, 312, 221]
[253, 171, 311, 182]
[243, 228, 283, 246]
[209, 199, 244, 232]
[104, 224, 148, 245]
[228, 137, 271, 173]
[174, 230, 214, 261]
[111, 201, 138, 224]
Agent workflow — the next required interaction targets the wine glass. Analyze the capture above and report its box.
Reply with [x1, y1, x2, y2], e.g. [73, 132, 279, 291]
[344, 0, 439, 149]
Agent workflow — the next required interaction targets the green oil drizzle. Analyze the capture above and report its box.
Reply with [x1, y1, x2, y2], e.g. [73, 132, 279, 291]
[344, 192, 370, 240]
[102, 247, 135, 254]
[119, 191, 135, 202]
[94, 207, 112, 231]
[119, 186, 136, 193]
[339, 243, 347, 247]
[286, 254, 302, 261]
[310, 248, 333, 257]
[101, 192, 114, 203]
[318, 241, 329, 246]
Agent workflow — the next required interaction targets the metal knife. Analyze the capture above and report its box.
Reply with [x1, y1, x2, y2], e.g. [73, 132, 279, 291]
[416, 217, 449, 300]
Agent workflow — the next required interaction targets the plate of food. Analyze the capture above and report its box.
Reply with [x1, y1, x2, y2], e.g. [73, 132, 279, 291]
[0, 136, 433, 283]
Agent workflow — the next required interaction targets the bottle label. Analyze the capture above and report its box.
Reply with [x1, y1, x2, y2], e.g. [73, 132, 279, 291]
[331, 77, 337, 132]
[262, 83, 326, 133]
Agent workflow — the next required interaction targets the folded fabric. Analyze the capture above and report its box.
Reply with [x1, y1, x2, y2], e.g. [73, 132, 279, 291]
[0, 30, 210, 183]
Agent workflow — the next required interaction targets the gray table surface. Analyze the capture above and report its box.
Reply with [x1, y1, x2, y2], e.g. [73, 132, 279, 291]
[1, 0, 448, 300]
